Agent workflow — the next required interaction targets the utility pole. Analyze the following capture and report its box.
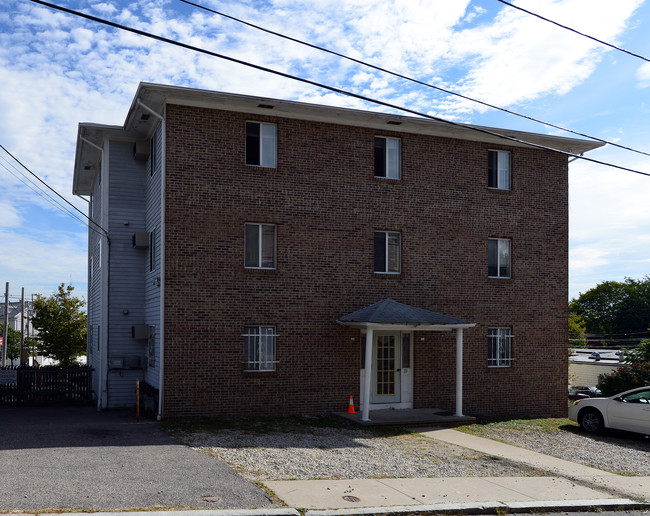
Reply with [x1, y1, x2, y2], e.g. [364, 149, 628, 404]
[20, 287, 25, 365]
[2, 282, 8, 367]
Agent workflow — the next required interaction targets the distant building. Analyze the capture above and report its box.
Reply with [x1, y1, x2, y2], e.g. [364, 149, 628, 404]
[0, 300, 36, 366]
[72, 83, 603, 419]
[0, 300, 35, 334]
[569, 348, 623, 387]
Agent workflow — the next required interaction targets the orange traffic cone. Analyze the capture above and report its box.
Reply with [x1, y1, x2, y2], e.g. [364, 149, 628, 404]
[346, 395, 356, 414]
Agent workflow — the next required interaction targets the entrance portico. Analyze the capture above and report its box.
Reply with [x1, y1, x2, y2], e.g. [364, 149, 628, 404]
[337, 299, 476, 422]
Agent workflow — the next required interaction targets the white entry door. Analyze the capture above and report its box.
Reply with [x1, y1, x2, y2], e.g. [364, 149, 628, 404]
[371, 332, 401, 404]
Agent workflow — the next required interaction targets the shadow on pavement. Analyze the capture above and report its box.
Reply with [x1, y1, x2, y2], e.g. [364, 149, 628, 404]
[0, 406, 273, 511]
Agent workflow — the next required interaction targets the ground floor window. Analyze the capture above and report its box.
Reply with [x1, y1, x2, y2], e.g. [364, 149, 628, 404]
[244, 326, 276, 371]
[488, 328, 512, 367]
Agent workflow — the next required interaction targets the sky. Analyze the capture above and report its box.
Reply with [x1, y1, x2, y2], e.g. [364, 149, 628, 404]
[0, 0, 649, 306]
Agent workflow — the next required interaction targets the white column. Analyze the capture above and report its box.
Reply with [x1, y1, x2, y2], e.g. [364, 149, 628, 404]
[455, 327, 464, 417]
[362, 328, 374, 422]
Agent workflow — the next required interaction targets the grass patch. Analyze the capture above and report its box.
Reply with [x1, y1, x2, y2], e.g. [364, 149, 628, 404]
[163, 415, 406, 437]
[456, 417, 579, 438]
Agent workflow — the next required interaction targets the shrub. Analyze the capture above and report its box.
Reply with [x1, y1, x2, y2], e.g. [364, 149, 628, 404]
[622, 339, 650, 364]
[597, 362, 650, 396]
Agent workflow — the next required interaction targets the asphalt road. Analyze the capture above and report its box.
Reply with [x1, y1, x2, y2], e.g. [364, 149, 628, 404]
[0, 405, 273, 511]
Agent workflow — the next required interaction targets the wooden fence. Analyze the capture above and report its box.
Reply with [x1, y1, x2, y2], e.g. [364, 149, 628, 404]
[0, 366, 93, 405]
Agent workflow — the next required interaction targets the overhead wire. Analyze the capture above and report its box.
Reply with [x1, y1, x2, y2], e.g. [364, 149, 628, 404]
[0, 144, 108, 237]
[0, 154, 88, 228]
[27, 0, 650, 178]
[498, 0, 650, 63]
[180, 0, 650, 159]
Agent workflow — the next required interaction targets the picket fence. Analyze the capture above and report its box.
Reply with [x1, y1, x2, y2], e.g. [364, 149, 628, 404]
[0, 365, 93, 405]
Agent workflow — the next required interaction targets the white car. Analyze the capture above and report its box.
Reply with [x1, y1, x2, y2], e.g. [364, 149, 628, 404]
[568, 386, 650, 435]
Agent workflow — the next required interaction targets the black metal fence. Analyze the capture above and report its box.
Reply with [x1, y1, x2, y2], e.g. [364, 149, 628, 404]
[0, 366, 94, 405]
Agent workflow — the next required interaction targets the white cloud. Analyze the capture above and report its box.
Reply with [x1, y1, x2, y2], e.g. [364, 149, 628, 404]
[0, 199, 23, 229]
[569, 147, 650, 298]
[0, 226, 87, 297]
[637, 62, 650, 87]
[443, 0, 644, 115]
[0, 0, 647, 299]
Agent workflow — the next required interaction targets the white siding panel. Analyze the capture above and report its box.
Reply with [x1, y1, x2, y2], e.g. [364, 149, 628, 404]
[144, 124, 162, 389]
[106, 140, 149, 407]
[87, 163, 104, 399]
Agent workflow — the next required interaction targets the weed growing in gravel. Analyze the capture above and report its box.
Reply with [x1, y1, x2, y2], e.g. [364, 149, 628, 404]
[163, 415, 407, 437]
[457, 417, 579, 437]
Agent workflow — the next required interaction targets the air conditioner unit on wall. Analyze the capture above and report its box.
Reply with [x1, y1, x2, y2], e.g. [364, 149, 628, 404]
[109, 357, 124, 369]
[132, 325, 150, 340]
[133, 140, 150, 161]
[132, 232, 149, 248]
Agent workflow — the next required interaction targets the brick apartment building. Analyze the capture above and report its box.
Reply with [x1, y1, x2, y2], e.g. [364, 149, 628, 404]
[72, 82, 603, 420]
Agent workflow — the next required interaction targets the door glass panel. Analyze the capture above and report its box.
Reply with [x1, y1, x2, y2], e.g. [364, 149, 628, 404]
[376, 335, 396, 396]
[402, 334, 411, 368]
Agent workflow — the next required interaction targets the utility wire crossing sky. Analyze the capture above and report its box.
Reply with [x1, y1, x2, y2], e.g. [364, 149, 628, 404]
[0, 0, 648, 302]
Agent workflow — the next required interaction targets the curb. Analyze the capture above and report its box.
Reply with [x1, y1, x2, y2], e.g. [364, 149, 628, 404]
[303, 498, 649, 516]
[11, 500, 650, 516]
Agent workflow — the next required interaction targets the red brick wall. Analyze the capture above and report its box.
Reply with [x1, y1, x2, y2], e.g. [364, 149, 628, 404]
[162, 103, 568, 418]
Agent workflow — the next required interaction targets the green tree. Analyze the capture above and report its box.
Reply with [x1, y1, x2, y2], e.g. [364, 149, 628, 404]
[568, 311, 587, 347]
[598, 362, 650, 396]
[31, 284, 87, 366]
[0, 323, 21, 362]
[622, 337, 650, 364]
[598, 335, 650, 395]
[569, 276, 650, 336]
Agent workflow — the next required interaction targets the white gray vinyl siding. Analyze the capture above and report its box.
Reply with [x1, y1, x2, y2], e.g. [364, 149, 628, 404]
[143, 124, 162, 388]
[104, 130, 162, 407]
[87, 165, 104, 399]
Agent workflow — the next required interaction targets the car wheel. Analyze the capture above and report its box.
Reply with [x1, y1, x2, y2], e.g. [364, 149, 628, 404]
[579, 408, 604, 433]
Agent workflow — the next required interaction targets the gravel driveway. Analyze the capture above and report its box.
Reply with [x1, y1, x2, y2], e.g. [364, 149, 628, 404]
[459, 422, 650, 476]
[173, 418, 650, 481]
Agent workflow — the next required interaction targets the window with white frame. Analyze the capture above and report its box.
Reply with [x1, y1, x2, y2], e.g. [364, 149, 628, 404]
[374, 231, 401, 273]
[488, 238, 510, 278]
[244, 326, 276, 371]
[245, 223, 276, 269]
[488, 150, 510, 190]
[375, 136, 402, 179]
[488, 328, 513, 367]
[246, 121, 277, 167]
[374, 137, 401, 179]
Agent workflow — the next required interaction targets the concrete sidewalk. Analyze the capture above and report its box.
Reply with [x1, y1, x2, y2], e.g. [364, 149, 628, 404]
[263, 427, 650, 512]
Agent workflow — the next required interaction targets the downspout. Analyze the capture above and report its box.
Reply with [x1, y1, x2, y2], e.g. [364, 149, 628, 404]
[362, 328, 374, 422]
[455, 327, 464, 417]
[137, 99, 166, 420]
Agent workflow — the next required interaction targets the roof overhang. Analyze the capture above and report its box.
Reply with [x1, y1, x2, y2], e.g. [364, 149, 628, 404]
[72, 81, 606, 196]
[130, 82, 604, 155]
[72, 123, 126, 196]
[337, 299, 476, 332]
[337, 322, 476, 332]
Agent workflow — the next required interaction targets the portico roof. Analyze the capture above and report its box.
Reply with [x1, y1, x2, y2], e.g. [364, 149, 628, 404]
[337, 299, 475, 330]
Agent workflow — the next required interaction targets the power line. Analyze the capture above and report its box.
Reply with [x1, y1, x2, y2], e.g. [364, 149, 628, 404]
[498, 0, 650, 63]
[180, 0, 650, 160]
[0, 154, 88, 228]
[0, 144, 108, 237]
[27, 0, 650, 178]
